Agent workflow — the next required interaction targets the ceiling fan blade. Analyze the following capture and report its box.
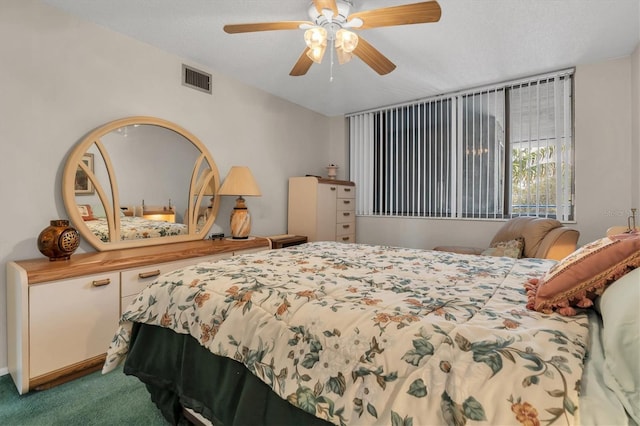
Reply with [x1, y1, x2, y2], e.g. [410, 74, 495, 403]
[224, 21, 312, 34]
[312, 0, 339, 17]
[348, 1, 441, 30]
[290, 48, 314, 76]
[352, 37, 396, 75]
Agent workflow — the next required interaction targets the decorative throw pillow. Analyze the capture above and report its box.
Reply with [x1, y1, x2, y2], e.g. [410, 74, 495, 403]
[526, 234, 640, 316]
[77, 204, 96, 221]
[481, 238, 524, 258]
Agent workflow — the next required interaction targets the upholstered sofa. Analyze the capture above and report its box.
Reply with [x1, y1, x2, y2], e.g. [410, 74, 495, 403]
[433, 217, 580, 260]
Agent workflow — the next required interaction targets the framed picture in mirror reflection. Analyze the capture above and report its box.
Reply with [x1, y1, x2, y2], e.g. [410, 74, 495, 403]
[75, 153, 94, 195]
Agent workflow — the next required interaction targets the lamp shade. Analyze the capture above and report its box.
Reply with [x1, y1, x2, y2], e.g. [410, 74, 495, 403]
[218, 166, 261, 197]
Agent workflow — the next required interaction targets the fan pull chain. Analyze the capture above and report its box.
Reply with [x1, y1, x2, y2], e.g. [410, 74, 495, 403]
[329, 38, 335, 82]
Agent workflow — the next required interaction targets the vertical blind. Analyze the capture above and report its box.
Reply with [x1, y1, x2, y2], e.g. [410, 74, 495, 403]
[508, 76, 573, 220]
[349, 69, 574, 221]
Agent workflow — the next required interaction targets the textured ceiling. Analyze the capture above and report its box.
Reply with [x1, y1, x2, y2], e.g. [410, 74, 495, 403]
[42, 0, 640, 117]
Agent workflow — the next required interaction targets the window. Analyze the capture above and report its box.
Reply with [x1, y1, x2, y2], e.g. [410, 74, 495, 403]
[349, 69, 574, 221]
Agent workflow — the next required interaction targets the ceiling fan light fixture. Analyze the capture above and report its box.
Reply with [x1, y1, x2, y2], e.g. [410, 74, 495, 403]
[306, 44, 327, 63]
[335, 28, 358, 53]
[335, 46, 353, 65]
[304, 27, 327, 49]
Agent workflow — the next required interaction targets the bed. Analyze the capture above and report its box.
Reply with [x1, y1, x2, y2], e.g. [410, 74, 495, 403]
[76, 204, 189, 242]
[85, 216, 188, 242]
[103, 239, 640, 425]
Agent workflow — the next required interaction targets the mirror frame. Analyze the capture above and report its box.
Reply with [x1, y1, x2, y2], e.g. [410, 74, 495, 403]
[62, 116, 220, 251]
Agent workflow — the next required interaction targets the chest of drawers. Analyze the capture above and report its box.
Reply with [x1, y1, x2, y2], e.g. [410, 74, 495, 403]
[6, 238, 269, 394]
[288, 176, 356, 243]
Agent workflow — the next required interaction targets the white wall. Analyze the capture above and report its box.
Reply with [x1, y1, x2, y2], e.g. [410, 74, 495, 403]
[356, 55, 640, 249]
[0, 0, 334, 372]
[574, 56, 636, 242]
[327, 116, 349, 181]
[632, 45, 640, 208]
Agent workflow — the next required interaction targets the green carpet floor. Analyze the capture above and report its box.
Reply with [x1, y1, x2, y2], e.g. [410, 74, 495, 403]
[0, 365, 167, 425]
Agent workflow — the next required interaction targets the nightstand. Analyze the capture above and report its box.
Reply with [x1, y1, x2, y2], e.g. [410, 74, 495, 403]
[268, 234, 308, 249]
[142, 207, 176, 223]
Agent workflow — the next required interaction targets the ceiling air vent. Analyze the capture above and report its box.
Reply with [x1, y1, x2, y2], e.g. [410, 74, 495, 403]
[182, 64, 212, 94]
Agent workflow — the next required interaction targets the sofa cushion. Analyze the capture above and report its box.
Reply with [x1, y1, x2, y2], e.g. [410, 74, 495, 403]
[491, 217, 562, 258]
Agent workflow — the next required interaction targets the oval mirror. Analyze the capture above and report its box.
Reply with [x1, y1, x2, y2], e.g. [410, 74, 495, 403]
[62, 116, 220, 251]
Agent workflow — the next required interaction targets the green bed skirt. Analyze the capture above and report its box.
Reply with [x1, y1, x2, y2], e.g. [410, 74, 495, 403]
[123, 322, 331, 426]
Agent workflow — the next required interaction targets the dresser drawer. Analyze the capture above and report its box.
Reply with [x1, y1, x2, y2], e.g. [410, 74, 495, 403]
[29, 272, 120, 378]
[121, 264, 171, 299]
[337, 198, 354, 211]
[336, 234, 355, 243]
[336, 208, 355, 224]
[338, 185, 355, 199]
[336, 222, 355, 237]
[121, 254, 231, 298]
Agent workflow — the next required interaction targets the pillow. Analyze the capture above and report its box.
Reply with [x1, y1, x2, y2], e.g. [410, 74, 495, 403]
[77, 204, 97, 221]
[481, 238, 524, 258]
[594, 267, 640, 423]
[526, 234, 640, 315]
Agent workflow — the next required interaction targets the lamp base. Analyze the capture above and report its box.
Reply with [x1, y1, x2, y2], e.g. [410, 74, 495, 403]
[229, 196, 251, 239]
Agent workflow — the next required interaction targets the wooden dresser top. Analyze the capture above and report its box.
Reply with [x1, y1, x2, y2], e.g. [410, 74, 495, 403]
[12, 238, 270, 284]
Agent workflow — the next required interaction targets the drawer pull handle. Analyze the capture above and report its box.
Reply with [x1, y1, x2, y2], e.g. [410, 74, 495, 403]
[92, 278, 111, 287]
[342, 236, 350, 241]
[343, 200, 351, 204]
[343, 224, 350, 229]
[138, 270, 161, 279]
[344, 188, 351, 192]
[343, 212, 351, 216]
[330, 187, 336, 191]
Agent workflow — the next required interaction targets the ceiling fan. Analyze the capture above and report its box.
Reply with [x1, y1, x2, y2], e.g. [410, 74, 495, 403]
[223, 0, 441, 77]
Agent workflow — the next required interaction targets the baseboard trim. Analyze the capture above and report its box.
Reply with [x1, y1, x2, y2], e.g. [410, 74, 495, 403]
[0, 367, 9, 376]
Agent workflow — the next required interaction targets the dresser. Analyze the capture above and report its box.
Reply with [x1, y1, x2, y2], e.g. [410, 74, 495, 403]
[287, 176, 356, 243]
[6, 238, 269, 394]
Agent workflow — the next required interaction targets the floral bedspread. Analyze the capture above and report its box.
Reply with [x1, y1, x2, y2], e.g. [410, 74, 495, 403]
[104, 242, 590, 426]
[85, 216, 187, 242]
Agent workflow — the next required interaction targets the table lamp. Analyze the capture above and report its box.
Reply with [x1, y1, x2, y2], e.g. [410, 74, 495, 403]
[218, 166, 261, 239]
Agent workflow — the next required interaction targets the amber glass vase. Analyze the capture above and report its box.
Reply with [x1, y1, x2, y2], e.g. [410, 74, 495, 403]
[37, 219, 80, 261]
